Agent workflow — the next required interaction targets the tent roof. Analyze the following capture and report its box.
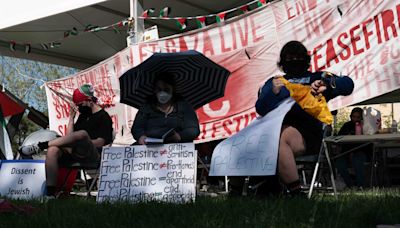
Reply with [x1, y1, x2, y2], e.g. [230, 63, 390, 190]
[0, 0, 255, 69]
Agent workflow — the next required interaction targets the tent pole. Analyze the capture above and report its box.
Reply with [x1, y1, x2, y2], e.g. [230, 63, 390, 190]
[130, 0, 138, 44]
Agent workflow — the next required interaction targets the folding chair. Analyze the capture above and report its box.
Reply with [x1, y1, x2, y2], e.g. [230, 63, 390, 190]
[296, 124, 337, 198]
[58, 134, 115, 198]
[58, 160, 100, 198]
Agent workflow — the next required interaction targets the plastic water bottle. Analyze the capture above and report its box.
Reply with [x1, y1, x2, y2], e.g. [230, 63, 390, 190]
[391, 119, 398, 133]
[355, 122, 362, 135]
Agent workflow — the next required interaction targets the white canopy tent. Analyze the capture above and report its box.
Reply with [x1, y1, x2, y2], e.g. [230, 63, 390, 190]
[0, 0, 255, 69]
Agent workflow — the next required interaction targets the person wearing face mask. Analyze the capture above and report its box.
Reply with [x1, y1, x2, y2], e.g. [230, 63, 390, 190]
[131, 73, 200, 145]
[19, 84, 113, 197]
[255, 40, 354, 196]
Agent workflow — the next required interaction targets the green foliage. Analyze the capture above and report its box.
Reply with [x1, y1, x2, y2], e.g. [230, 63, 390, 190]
[0, 56, 77, 112]
[333, 109, 350, 135]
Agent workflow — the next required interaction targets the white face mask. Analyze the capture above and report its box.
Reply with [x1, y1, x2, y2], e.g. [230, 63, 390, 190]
[156, 91, 172, 104]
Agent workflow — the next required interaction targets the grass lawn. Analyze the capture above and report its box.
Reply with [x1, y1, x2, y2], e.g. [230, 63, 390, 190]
[1, 189, 400, 228]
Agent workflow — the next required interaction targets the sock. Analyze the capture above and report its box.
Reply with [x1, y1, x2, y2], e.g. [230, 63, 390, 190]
[38, 141, 49, 150]
[286, 179, 301, 193]
[46, 186, 57, 196]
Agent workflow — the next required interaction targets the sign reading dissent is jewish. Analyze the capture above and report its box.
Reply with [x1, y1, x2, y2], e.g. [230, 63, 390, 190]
[97, 143, 196, 203]
[0, 160, 46, 199]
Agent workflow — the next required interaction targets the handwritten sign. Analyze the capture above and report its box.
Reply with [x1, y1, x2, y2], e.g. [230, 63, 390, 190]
[210, 99, 295, 176]
[97, 143, 196, 203]
[0, 160, 46, 199]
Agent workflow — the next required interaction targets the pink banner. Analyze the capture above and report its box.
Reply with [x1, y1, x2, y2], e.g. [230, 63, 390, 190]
[45, 0, 400, 144]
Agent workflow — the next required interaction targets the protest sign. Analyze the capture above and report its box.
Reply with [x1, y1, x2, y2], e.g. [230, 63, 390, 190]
[210, 98, 295, 176]
[97, 143, 196, 203]
[0, 160, 46, 199]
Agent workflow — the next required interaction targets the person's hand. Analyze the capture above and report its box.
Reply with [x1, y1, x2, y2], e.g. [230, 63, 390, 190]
[69, 104, 77, 120]
[272, 77, 285, 95]
[138, 135, 147, 145]
[311, 80, 327, 95]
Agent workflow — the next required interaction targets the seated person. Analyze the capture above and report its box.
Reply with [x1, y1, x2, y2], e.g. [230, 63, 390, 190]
[20, 84, 113, 197]
[335, 107, 369, 188]
[255, 40, 354, 195]
[131, 72, 200, 144]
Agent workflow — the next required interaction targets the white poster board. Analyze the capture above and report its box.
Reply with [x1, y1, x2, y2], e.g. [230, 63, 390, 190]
[97, 143, 196, 203]
[0, 160, 46, 199]
[210, 99, 295, 176]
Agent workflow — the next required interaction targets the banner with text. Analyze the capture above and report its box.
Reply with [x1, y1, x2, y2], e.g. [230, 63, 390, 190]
[0, 160, 46, 200]
[45, 0, 400, 144]
[97, 143, 196, 203]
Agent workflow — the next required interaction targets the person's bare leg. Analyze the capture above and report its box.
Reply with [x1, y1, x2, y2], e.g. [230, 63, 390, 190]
[278, 126, 306, 184]
[45, 146, 63, 196]
[48, 130, 90, 148]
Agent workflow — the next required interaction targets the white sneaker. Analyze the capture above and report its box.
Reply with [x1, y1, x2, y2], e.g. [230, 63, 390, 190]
[19, 144, 41, 156]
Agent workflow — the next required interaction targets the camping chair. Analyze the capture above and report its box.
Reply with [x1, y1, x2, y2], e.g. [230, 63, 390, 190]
[296, 124, 337, 198]
[58, 160, 100, 198]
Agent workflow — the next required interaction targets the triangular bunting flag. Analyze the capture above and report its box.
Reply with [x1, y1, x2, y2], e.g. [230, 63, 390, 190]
[50, 42, 61, 48]
[142, 8, 155, 18]
[41, 43, 49, 50]
[9, 41, 16, 52]
[0, 106, 13, 160]
[25, 44, 31, 53]
[176, 18, 187, 30]
[63, 31, 70, 38]
[159, 7, 171, 17]
[196, 17, 206, 28]
[216, 12, 226, 23]
[257, 0, 267, 7]
[240, 5, 249, 13]
[84, 24, 99, 32]
[70, 27, 79, 36]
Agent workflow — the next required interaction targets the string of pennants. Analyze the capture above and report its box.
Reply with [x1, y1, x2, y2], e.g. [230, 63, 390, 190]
[141, 0, 268, 30]
[2, 0, 268, 53]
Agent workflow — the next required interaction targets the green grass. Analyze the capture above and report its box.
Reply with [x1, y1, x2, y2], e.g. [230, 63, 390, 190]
[1, 189, 400, 228]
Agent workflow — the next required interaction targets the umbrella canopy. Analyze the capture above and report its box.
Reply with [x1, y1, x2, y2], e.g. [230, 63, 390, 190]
[119, 50, 230, 109]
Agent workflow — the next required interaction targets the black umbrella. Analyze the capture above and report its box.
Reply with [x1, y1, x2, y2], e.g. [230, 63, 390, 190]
[119, 50, 231, 109]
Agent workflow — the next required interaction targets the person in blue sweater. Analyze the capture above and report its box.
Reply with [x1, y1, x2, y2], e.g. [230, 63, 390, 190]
[255, 41, 354, 195]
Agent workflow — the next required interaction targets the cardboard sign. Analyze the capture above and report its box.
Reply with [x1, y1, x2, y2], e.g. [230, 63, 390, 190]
[210, 98, 295, 176]
[0, 160, 46, 199]
[97, 143, 196, 203]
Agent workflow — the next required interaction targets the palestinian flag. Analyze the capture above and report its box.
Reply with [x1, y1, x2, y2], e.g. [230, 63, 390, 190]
[216, 12, 226, 24]
[142, 8, 155, 18]
[239, 5, 249, 13]
[0, 106, 13, 160]
[257, 0, 267, 7]
[196, 16, 206, 28]
[176, 18, 187, 30]
[159, 7, 171, 17]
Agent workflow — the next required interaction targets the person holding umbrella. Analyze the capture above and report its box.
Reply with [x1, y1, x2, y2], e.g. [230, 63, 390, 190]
[131, 72, 200, 144]
[119, 50, 231, 144]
